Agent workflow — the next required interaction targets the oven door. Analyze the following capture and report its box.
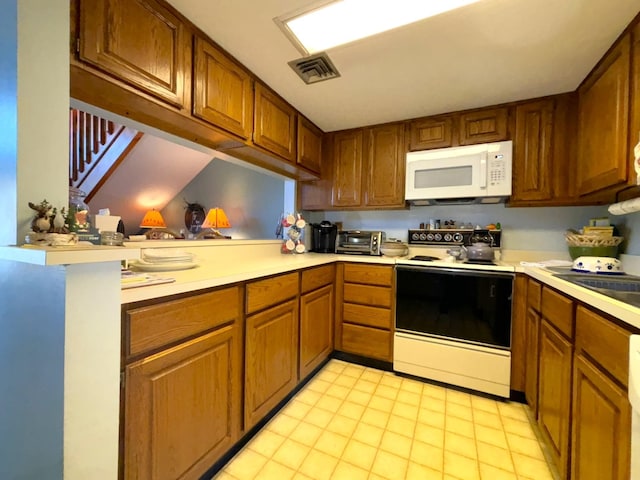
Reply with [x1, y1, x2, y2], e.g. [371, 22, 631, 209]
[395, 266, 514, 349]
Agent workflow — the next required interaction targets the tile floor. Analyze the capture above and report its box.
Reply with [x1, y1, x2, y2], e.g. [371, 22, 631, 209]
[213, 360, 557, 480]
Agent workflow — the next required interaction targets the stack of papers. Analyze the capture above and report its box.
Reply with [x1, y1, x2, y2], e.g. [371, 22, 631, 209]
[121, 270, 175, 289]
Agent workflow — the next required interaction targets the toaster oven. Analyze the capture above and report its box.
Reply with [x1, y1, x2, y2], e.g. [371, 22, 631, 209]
[335, 230, 385, 255]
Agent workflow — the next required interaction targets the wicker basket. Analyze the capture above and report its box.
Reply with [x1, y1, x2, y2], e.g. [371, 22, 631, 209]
[564, 233, 623, 247]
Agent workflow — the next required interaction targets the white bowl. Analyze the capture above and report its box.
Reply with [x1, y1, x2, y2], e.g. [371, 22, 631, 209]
[572, 256, 623, 274]
[380, 242, 409, 257]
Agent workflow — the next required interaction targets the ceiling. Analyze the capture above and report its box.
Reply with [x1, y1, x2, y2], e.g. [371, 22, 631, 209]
[168, 0, 639, 133]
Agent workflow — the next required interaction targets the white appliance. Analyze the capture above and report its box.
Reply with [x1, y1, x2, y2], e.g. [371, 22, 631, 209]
[405, 140, 512, 205]
[630, 334, 640, 480]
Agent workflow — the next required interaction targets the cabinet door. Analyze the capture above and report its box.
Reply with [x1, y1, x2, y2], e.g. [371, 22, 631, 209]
[245, 299, 299, 428]
[577, 35, 631, 196]
[297, 116, 323, 174]
[332, 130, 364, 207]
[299, 284, 333, 379]
[124, 325, 241, 480]
[538, 320, 573, 480]
[630, 23, 640, 175]
[365, 123, 406, 207]
[512, 100, 554, 202]
[79, 0, 188, 108]
[193, 37, 253, 139]
[458, 108, 509, 145]
[524, 307, 541, 416]
[254, 83, 296, 162]
[409, 116, 453, 150]
[571, 354, 631, 480]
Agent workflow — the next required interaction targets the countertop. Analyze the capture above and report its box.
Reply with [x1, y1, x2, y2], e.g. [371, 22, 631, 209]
[118, 241, 640, 330]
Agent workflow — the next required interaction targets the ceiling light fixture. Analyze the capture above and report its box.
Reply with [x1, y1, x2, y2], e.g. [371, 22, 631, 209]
[276, 0, 481, 55]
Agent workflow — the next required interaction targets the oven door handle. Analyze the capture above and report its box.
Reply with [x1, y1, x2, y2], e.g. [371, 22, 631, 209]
[396, 264, 515, 280]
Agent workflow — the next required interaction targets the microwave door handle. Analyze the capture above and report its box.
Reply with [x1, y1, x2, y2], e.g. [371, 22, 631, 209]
[479, 152, 488, 189]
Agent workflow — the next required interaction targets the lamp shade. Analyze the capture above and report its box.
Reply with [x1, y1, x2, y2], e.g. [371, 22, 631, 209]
[140, 209, 167, 228]
[201, 208, 231, 229]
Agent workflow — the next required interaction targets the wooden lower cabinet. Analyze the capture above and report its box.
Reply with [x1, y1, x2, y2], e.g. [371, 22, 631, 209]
[570, 354, 631, 480]
[299, 283, 333, 379]
[538, 319, 573, 479]
[336, 263, 394, 362]
[524, 307, 541, 416]
[124, 324, 241, 480]
[245, 299, 299, 428]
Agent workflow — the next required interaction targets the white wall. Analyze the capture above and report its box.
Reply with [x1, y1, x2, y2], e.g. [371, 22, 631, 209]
[0, 1, 68, 478]
[618, 210, 640, 255]
[308, 204, 614, 253]
[162, 158, 287, 239]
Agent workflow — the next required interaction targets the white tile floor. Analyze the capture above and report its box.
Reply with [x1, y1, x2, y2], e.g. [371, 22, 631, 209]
[213, 360, 557, 480]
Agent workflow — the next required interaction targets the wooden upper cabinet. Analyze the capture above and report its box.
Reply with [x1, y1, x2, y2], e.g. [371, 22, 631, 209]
[78, 0, 189, 108]
[332, 130, 364, 207]
[193, 37, 253, 140]
[577, 34, 631, 197]
[297, 116, 323, 174]
[253, 83, 296, 162]
[458, 108, 509, 145]
[511, 100, 554, 202]
[365, 123, 406, 207]
[630, 22, 640, 173]
[409, 116, 453, 150]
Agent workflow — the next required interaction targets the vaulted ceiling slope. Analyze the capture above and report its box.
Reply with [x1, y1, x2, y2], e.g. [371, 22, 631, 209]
[167, 0, 640, 132]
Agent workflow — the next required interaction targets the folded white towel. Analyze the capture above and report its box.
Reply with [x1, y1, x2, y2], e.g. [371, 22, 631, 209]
[519, 260, 573, 267]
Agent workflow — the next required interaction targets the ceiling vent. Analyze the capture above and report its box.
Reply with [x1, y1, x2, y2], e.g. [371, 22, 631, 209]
[288, 52, 341, 84]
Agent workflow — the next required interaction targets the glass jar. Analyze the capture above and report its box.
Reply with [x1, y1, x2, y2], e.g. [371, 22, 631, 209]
[69, 187, 91, 232]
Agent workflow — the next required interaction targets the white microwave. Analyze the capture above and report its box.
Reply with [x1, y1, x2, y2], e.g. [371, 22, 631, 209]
[405, 140, 513, 205]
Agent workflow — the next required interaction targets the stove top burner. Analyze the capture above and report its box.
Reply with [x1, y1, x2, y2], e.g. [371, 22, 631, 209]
[410, 255, 442, 262]
[464, 259, 497, 265]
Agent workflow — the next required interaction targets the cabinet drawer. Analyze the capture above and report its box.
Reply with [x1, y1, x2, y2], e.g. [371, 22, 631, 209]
[343, 303, 392, 329]
[576, 305, 631, 387]
[126, 286, 241, 359]
[343, 283, 391, 308]
[341, 323, 392, 361]
[528, 279, 542, 312]
[301, 264, 335, 294]
[343, 263, 393, 286]
[246, 272, 299, 314]
[541, 286, 574, 339]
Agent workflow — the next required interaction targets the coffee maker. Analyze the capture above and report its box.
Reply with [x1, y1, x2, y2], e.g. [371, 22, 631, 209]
[310, 221, 337, 253]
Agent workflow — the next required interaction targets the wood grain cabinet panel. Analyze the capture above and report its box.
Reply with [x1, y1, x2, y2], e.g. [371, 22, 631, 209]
[299, 284, 333, 379]
[575, 306, 632, 387]
[365, 123, 406, 207]
[510, 275, 528, 393]
[125, 287, 240, 359]
[343, 263, 393, 286]
[331, 130, 364, 207]
[577, 35, 631, 196]
[538, 319, 573, 480]
[524, 307, 541, 416]
[409, 116, 453, 150]
[541, 286, 575, 340]
[571, 354, 631, 480]
[78, 0, 188, 108]
[341, 323, 392, 361]
[193, 37, 253, 139]
[297, 116, 323, 174]
[630, 22, 640, 180]
[458, 108, 509, 145]
[245, 299, 299, 428]
[512, 100, 554, 202]
[124, 324, 241, 480]
[246, 272, 298, 314]
[254, 82, 296, 162]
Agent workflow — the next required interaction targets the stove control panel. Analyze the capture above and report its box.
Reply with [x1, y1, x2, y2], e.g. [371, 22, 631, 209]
[408, 229, 502, 247]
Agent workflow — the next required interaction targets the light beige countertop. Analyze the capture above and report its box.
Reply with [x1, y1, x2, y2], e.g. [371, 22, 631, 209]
[119, 241, 640, 331]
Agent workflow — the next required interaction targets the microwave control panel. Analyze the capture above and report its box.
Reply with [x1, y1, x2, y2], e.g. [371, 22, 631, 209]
[489, 154, 508, 186]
